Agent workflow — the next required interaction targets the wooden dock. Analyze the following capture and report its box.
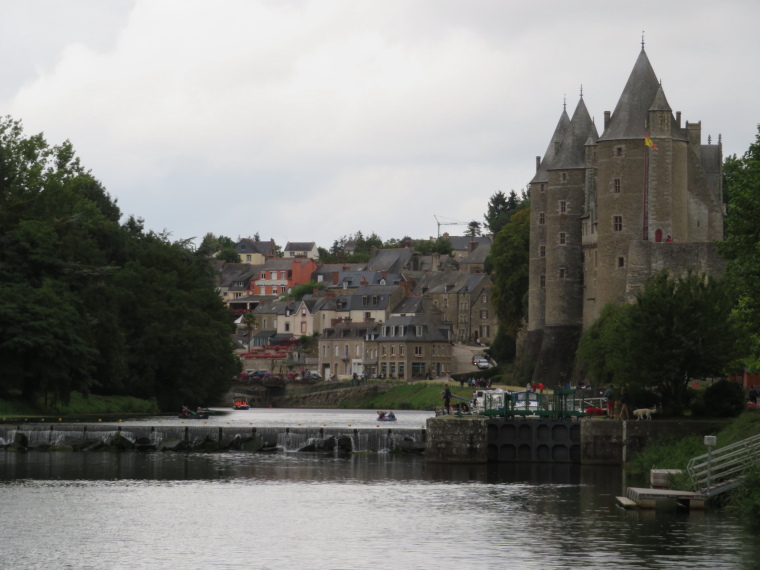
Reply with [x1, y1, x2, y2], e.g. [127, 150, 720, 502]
[625, 486, 706, 510]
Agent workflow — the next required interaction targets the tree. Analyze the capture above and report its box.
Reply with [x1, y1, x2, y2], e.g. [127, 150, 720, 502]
[720, 124, 760, 369]
[488, 209, 530, 337]
[241, 312, 258, 351]
[576, 272, 745, 413]
[466, 221, 482, 237]
[282, 281, 324, 302]
[484, 189, 529, 235]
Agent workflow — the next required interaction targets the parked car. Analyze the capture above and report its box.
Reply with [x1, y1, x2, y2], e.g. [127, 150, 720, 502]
[476, 359, 490, 370]
[472, 355, 487, 365]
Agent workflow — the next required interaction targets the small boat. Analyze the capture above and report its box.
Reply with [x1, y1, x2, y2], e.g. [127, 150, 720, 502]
[233, 398, 250, 410]
[376, 411, 397, 421]
[178, 409, 210, 419]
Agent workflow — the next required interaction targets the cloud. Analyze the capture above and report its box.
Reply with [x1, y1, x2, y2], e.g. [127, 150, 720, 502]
[4, 0, 760, 247]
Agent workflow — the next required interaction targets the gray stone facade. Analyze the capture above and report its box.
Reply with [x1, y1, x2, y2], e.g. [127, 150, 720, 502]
[527, 47, 725, 384]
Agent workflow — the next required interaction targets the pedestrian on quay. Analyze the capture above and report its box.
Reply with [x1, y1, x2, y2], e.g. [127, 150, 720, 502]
[443, 384, 452, 415]
[603, 384, 615, 418]
[618, 386, 630, 420]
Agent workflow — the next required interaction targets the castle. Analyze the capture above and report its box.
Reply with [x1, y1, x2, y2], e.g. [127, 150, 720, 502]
[525, 45, 725, 384]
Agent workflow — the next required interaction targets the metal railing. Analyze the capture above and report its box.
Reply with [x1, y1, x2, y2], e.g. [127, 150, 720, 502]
[687, 433, 760, 496]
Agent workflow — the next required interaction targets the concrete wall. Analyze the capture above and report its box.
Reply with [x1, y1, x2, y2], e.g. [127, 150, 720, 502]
[487, 419, 581, 463]
[580, 418, 726, 465]
[425, 416, 488, 464]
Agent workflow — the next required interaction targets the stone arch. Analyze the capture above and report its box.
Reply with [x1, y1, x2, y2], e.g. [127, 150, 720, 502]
[655, 229, 663, 243]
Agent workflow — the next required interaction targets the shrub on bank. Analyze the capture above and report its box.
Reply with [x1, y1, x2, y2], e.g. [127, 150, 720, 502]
[698, 380, 746, 418]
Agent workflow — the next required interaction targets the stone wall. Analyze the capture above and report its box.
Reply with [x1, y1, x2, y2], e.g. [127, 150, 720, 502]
[425, 416, 488, 464]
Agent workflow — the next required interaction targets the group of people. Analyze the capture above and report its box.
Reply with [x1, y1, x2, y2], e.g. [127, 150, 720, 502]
[603, 384, 631, 419]
[376, 410, 396, 420]
[459, 377, 491, 389]
[180, 405, 207, 417]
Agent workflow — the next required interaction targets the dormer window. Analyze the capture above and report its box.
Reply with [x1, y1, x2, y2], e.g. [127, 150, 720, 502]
[416, 325, 423, 337]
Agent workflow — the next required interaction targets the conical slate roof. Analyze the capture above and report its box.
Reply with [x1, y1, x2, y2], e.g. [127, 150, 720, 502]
[599, 49, 661, 141]
[551, 97, 598, 170]
[530, 107, 570, 184]
[649, 83, 671, 112]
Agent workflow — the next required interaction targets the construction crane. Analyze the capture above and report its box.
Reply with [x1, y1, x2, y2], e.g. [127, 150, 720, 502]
[434, 215, 469, 238]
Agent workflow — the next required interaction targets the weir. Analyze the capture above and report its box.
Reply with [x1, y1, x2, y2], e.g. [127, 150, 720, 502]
[0, 424, 427, 454]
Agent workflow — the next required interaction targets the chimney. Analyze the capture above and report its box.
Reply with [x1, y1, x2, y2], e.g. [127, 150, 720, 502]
[604, 111, 610, 129]
[535, 156, 541, 171]
[676, 111, 681, 128]
[431, 252, 440, 272]
[469, 241, 478, 253]
[332, 271, 339, 285]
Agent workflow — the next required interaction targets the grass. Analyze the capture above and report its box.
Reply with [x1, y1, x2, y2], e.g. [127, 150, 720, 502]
[0, 392, 160, 419]
[337, 382, 482, 410]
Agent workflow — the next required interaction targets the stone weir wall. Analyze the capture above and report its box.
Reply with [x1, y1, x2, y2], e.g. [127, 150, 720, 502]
[0, 424, 426, 455]
[426, 417, 728, 465]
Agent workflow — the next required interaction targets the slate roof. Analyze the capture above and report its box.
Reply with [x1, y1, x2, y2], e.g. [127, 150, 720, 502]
[530, 108, 571, 184]
[460, 243, 491, 265]
[218, 263, 262, 288]
[599, 49, 661, 142]
[375, 315, 450, 342]
[447, 235, 492, 251]
[321, 322, 379, 340]
[235, 239, 276, 256]
[366, 248, 413, 273]
[551, 97, 598, 170]
[413, 271, 486, 296]
[284, 242, 316, 252]
[330, 270, 404, 288]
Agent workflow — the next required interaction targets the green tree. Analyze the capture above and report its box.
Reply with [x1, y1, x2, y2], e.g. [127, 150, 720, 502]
[720, 124, 760, 369]
[241, 312, 258, 351]
[484, 189, 529, 235]
[466, 220, 482, 237]
[576, 272, 745, 413]
[283, 281, 325, 302]
[488, 209, 530, 337]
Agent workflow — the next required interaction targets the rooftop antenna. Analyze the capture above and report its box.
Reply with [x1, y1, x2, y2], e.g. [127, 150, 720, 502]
[641, 31, 645, 51]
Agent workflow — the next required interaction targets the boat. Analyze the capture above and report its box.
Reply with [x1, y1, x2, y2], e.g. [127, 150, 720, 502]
[233, 397, 250, 410]
[178, 409, 210, 419]
[376, 411, 397, 421]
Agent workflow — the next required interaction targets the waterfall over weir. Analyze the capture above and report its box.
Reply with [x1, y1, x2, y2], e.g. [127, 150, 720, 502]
[0, 424, 426, 454]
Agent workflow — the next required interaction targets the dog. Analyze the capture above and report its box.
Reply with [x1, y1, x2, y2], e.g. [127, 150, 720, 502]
[633, 407, 656, 420]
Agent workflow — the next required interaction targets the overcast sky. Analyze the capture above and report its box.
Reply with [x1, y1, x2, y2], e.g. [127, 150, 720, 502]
[3, 1, 758, 250]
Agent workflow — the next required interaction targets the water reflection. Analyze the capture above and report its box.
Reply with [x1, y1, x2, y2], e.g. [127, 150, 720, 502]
[0, 452, 754, 569]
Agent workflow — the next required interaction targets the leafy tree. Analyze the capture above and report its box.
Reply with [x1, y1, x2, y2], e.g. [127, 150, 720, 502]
[484, 189, 529, 235]
[215, 246, 241, 263]
[720, 124, 760, 369]
[466, 220, 482, 237]
[282, 281, 325, 302]
[197, 233, 236, 258]
[241, 312, 258, 351]
[488, 209, 530, 337]
[576, 272, 745, 413]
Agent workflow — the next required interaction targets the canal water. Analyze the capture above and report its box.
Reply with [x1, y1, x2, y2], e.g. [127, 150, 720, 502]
[1, 412, 757, 569]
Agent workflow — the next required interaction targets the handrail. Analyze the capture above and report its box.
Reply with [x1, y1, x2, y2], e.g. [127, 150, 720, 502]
[687, 433, 760, 495]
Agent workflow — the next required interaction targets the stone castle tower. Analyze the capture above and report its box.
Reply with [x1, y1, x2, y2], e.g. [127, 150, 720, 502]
[525, 46, 725, 384]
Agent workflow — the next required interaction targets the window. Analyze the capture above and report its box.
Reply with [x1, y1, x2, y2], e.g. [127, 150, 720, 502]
[481, 325, 490, 338]
[443, 297, 448, 308]
[559, 232, 566, 245]
[284, 323, 290, 332]
[381, 345, 387, 356]
[560, 200, 567, 213]
[617, 257, 625, 268]
[335, 345, 339, 357]
[613, 216, 623, 232]
[559, 268, 567, 279]
[372, 296, 378, 306]
[246, 255, 251, 262]
[614, 178, 621, 193]
[364, 312, 371, 321]
[343, 344, 349, 358]
[480, 310, 488, 319]
[398, 362, 405, 378]
[389, 362, 396, 376]
[323, 346, 327, 357]
[381, 363, 387, 376]
[416, 326, 423, 337]
[616, 146, 623, 157]
[539, 275, 546, 288]
[482, 294, 487, 303]
[539, 245, 546, 258]
[400, 345, 405, 356]
[355, 344, 360, 356]
[539, 212, 546, 225]
[561, 172, 568, 183]
[301, 322, 307, 334]
[390, 345, 395, 356]
[414, 346, 423, 356]
[540, 183, 546, 193]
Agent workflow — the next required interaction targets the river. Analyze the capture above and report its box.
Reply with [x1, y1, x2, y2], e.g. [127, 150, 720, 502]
[0, 410, 757, 569]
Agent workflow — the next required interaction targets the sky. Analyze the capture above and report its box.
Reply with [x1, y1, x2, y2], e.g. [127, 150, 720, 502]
[2, 0, 759, 251]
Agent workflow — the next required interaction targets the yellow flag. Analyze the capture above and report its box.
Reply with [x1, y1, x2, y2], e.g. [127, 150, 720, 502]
[644, 131, 658, 150]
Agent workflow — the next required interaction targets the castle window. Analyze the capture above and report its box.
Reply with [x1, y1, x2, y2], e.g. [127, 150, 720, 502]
[539, 275, 546, 288]
[539, 245, 546, 258]
[615, 146, 624, 157]
[540, 183, 546, 193]
[614, 178, 621, 193]
[539, 212, 545, 225]
[617, 257, 625, 268]
[560, 200, 567, 213]
[561, 172, 568, 183]
[559, 232, 566, 245]
[613, 216, 623, 232]
[559, 267, 567, 279]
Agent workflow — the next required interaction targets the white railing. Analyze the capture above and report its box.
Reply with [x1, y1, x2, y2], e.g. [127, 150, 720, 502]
[687, 433, 760, 496]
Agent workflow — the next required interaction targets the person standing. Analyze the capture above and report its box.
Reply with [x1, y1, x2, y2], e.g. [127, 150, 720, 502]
[618, 386, 630, 420]
[443, 384, 452, 415]
[603, 384, 615, 418]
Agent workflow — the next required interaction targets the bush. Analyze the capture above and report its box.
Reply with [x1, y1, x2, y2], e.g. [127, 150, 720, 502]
[701, 380, 746, 418]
